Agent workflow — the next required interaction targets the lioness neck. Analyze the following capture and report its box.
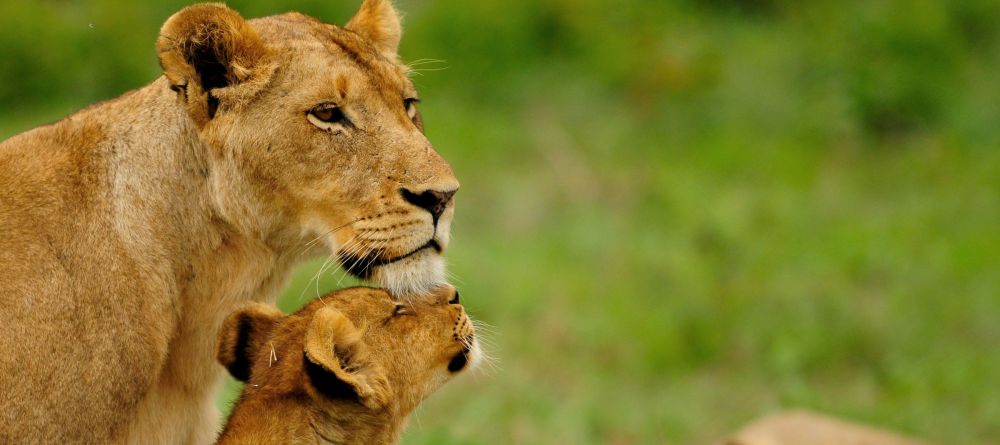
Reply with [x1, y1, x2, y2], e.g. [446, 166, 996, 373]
[82, 77, 309, 442]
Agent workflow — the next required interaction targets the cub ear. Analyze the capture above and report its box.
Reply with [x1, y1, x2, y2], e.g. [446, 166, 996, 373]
[346, 0, 402, 58]
[304, 306, 391, 409]
[216, 303, 285, 382]
[156, 3, 274, 125]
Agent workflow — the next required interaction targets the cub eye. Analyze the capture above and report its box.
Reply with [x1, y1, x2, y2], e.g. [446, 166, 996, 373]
[307, 104, 350, 132]
[403, 98, 419, 120]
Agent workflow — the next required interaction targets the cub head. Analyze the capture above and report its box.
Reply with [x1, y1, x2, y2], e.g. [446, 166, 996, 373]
[216, 285, 478, 418]
[156, 1, 458, 294]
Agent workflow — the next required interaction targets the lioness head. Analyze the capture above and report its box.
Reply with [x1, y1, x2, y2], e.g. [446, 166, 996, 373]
[156, 1, 458, 294]
[216, 286, 477, 443]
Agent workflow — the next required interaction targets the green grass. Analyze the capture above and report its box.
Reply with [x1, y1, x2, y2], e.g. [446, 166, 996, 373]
[3, 1, 1000, 444]
[212, 131, 1000, 445]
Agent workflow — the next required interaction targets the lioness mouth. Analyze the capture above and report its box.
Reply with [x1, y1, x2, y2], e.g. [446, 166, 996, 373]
[338, 240, 441, 279]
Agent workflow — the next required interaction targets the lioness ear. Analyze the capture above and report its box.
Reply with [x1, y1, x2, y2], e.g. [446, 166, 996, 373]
[216, 303, 285, 382]
[346, 0, 402, 57]
[156, 3, 273, 125]
[304, 307, 390, 409]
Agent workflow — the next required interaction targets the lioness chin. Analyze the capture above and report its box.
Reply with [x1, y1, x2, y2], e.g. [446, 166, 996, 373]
[214, 285, 478, 445]
[0, 1, 457, 443]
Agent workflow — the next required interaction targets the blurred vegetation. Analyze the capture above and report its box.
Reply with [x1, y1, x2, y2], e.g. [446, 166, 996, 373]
[2, 0, 1000, 444]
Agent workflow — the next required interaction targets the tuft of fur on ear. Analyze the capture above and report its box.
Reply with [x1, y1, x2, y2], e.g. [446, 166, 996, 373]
[156, 3, 274, 126]
[216, 303, 285, 382]
[346, 0, 403, 57]
[304, 307, 391, 409]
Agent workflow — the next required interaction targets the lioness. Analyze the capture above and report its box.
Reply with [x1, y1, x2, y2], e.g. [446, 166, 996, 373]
[0, 1, 458, 443]
[722, 410, 933, 445]
[214, 285, 478, 444]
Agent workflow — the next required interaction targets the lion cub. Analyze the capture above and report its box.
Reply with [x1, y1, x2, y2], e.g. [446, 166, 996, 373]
[214, 285, 478, 445]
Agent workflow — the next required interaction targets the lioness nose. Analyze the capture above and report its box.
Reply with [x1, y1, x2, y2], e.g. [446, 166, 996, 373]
[400, 188, 456, 222]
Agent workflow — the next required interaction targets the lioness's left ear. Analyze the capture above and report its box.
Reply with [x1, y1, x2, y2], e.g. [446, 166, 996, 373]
[304, 307, 391, 409]
[346, 0, 402, 57]
[156, 4, 274, 126]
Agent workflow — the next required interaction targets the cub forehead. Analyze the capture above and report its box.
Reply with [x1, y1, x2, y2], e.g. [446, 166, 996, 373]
[313, 287, 395, 312]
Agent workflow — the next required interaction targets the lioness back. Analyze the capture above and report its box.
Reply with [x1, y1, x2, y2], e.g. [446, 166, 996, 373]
[0, 2, 459, 443]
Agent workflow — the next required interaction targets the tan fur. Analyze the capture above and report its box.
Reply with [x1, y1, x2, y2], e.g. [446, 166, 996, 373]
[214, 285, 477, 445]
[0, 2, 457, 443]
[722, 410, 934, 445]
[346, 0, 402, 57]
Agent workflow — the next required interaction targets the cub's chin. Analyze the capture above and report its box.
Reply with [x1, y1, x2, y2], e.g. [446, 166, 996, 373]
[368, 249, 446, 296]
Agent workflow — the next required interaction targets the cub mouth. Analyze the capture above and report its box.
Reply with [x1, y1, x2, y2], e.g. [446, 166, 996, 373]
[447, 341, 473, 373]
[337, 239, 441, 279]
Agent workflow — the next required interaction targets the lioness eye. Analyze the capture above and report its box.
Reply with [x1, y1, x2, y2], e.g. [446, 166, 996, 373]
[307, 104, 350, 133]
[310, 105, 346, 123]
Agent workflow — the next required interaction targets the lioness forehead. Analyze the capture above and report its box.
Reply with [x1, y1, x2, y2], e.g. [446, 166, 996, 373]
[250, 12, 416, 119]
[250, 12, 408, 87]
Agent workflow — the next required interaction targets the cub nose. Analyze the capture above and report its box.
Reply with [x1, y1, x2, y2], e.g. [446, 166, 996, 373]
[400, 188, 456, 222]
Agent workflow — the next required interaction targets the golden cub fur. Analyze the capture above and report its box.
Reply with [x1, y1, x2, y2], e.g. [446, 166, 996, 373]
[0, 1, 457, 443]
[214, 285, 478, 445]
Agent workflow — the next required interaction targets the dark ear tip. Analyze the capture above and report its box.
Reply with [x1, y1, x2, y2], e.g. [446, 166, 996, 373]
[216, 304, 284, 382]
[216, 311, 254, 382]
[157, 4, 242, 47]
[156, 3, 266, 73]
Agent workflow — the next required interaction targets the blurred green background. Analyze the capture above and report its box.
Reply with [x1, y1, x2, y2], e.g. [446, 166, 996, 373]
[2, 1, 999, 444]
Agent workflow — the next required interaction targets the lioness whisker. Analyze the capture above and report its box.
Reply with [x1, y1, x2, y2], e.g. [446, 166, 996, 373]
[408, 67, 449, 74]
[335, 238, 378, 287]
[471, 319, 497, 331]
[299, 253, 336, 302]
[330, 235, 369, 285]
[295, 216, 366, 258]
[301, 231, 368, 302]
[348, 238, 392, 286]
[329, 235, 367, 288]
[407, 58, 447, 65]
